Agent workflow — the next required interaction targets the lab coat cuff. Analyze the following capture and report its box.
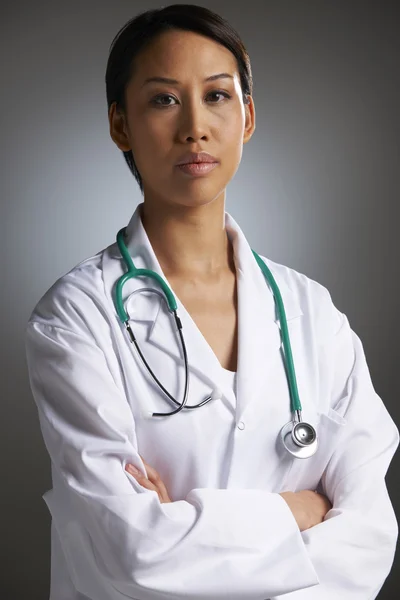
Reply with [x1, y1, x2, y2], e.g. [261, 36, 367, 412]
[185, 488, 320, 597]
[271, 493, 320, 589]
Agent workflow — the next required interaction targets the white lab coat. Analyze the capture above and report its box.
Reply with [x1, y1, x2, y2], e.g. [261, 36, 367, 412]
[25, 203, 398, 600]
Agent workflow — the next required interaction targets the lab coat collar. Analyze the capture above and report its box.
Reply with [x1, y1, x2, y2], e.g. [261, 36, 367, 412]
[106, 202, 303, 419]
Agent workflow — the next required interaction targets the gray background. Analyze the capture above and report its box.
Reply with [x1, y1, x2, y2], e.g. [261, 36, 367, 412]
[1, 0, 398, 597]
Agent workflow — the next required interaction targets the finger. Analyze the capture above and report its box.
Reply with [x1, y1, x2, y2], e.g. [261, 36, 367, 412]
[144, 464, 171, 503]
[136, 477, 163, 503]
[127, 468, 163, 502]
[139, 459, 171, 503]
[157, 483, 171, 504]
[138, 458, 162, 487]
[126, 459, 151, 481]
[126, 463, 167, 503]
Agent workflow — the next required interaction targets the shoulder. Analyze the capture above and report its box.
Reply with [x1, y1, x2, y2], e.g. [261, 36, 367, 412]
[26, 244, 115, 337]
[258, 254, 344, 339]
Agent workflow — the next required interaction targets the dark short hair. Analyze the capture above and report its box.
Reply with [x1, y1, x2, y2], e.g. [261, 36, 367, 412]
[105, 4, 253, 193]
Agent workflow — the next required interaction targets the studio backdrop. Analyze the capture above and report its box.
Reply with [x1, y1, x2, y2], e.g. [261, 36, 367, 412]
[0, 1, 398, 598]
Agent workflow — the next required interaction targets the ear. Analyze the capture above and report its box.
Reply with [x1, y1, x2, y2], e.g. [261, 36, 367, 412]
[108, 102, 132, 152]
[243, 95, 256, 144]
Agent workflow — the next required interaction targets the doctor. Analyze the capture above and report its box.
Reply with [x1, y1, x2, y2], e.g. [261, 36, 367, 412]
[26, 4, 398, 600]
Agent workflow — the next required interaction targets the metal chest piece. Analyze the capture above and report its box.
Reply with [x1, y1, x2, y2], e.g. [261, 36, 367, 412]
[280, 417, 318, 459]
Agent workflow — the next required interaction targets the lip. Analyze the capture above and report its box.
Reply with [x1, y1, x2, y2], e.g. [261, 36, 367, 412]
[177, 162, 218, 177]
[176, 151, 219, 166]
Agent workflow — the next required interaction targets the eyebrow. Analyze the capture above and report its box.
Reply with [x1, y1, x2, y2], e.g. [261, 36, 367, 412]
[141, 72, 234, 88]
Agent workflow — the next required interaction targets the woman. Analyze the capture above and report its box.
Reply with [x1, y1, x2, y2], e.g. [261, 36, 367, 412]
[26, 4, 398, 599]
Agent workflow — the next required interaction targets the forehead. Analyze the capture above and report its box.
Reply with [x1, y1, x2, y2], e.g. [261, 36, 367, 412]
[131, 29, 239, 83]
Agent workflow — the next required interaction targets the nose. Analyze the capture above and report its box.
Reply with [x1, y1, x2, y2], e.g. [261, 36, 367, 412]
[177, 99, 209, 143]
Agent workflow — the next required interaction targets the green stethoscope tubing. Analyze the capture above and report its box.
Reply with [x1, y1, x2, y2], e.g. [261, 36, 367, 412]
[115, 227, 318, 456]
[115, 226, 306, 414]
[251, 250, 302, 415]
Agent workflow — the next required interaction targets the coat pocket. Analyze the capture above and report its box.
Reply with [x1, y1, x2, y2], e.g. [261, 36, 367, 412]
[280, 407, 347, 493]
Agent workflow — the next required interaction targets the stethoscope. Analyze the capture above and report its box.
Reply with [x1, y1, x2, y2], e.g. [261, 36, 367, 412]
[114, 227, 318, 459]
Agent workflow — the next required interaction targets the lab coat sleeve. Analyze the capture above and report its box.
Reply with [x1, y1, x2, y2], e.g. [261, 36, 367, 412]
[26, 320, 319, 600]
[272, 307, 399, 600]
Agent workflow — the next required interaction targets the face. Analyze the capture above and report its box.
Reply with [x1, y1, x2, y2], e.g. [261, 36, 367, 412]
[109, 29, 255, 209]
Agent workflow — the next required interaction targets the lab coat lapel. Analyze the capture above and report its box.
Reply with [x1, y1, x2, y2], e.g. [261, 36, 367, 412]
[105, 204, 237, 410]
[103, 203, 303, 418]
[226, 213, 303, 420]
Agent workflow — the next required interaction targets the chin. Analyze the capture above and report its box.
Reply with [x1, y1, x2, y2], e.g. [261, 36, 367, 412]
[174, 189, 225, 209]
[143, 168, 229, 208]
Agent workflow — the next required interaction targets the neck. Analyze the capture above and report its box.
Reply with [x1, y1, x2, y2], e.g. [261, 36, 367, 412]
[140, 198, 233, 280]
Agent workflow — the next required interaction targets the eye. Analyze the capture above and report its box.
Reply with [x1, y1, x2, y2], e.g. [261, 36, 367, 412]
[207, 90, 232, 103]
[152, 94, 177, 107]
[151, 90, 232, 107]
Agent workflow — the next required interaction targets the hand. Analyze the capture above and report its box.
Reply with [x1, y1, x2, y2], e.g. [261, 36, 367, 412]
[279, 490, 332, 532]
[125, 456, 172, 503]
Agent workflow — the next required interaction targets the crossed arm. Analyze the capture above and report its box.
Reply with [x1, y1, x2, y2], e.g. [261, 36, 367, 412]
[126, 459, 333, 532]
[26, 303, 398, 599]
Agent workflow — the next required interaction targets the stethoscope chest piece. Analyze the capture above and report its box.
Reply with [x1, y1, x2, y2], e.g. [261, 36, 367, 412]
[280, 419, 318, 458]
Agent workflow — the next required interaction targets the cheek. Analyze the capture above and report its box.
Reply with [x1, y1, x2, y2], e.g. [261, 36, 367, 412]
[223, 127, 244, 172]
[128, 120, 166, 175]
[131, 117, 161, 151]
[222, 110, 245, 152]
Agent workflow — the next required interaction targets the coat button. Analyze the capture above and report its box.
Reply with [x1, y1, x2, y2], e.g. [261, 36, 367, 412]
[237, 421, 245, 430]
